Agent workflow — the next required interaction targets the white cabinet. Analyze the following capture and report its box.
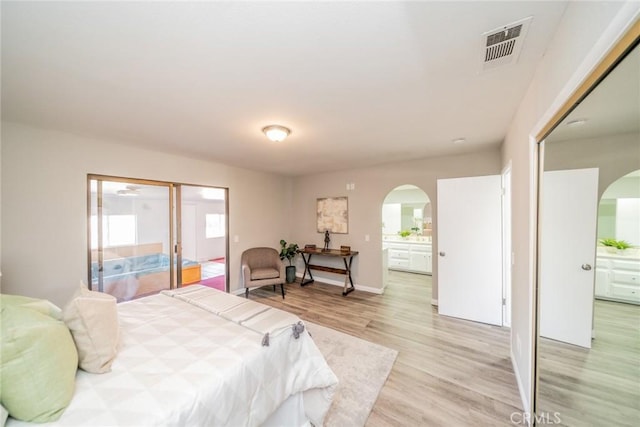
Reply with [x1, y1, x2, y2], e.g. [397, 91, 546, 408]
[383, 241, 432, 274]
[595, 255, 640, 304]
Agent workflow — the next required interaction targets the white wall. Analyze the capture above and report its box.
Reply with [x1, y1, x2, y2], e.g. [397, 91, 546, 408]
[0, 122, 291, 306]
[501, 1, 638, 414]
[290, 148, 501, 297]
[602, 173, 640, 199]
[545, 132, 640, 197]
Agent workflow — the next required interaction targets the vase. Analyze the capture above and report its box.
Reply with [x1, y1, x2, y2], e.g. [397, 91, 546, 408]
[285, 265, 296, 284]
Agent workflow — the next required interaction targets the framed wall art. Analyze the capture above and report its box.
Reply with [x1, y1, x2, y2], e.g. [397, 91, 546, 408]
[316, 197, 348, 234]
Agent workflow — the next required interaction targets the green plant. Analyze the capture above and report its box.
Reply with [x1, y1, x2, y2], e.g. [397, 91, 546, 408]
[398, 230, 411, 238]
[600, 238, 632, 250]
[599, 238, 618, 247]
[279, 240, 299, 266]
[410, 226, 420, 234]
[615, 240, 631, 250]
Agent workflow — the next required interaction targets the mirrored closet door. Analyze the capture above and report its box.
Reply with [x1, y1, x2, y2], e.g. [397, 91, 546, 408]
[535, 36, 639, 425]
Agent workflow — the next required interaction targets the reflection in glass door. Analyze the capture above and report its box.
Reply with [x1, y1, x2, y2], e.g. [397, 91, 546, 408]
[179, 186, 228, 292]
[88, 176, 229, 301]
[89, 177, 173, 301]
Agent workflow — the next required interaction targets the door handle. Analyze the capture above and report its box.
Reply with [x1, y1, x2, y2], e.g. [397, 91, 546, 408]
[439, 252, 446, 257]
[581, 264, 592, 271]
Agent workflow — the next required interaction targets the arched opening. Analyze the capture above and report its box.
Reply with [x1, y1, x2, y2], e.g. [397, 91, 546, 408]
[381, 185, 432, 295]
[595, 168, 640, 302]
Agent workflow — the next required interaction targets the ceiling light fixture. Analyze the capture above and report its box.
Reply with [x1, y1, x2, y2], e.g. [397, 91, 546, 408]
[566, 118, 587, 127]
[116, 185, 140, 196]
[262, 125, 291, 142]
[452, 138, 466, 145]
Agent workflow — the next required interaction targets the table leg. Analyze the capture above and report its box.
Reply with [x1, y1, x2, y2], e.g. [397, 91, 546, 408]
[342, 256, 355, 296]
[301, 253, 315, 286]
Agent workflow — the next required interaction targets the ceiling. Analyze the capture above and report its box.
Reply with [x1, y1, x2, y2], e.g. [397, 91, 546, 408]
[546, 43, 640, 143]
[2, 1, 570, 176]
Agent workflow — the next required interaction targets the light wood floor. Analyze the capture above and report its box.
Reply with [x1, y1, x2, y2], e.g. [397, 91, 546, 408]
[250, 270, 523, 426]
[537, 299, 640, 427]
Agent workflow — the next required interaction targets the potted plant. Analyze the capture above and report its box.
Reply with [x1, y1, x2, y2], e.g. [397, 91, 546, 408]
[279, 240, 299, 283]
[600, 238, 632, 254]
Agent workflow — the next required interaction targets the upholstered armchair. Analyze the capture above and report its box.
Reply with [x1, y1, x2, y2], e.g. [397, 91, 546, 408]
[241, 247, 286, 299]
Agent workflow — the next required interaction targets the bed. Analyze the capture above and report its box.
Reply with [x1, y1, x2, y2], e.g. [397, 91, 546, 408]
[2, 286, 338, 426]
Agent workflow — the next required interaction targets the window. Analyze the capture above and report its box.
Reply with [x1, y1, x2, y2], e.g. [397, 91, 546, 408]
[206, 214, 225, 238]
[91, 214, 137, 248]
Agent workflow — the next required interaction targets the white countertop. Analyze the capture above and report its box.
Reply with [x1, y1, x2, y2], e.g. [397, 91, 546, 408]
[383, 237, 432, 245]
[596, 247, 640, 261]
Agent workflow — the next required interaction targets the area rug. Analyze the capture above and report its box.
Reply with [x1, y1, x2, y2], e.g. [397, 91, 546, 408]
[305, 322, 398, 427]
[198, 275, 225, 292]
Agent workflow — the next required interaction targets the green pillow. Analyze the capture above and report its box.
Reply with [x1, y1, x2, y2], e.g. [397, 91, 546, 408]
[0, 304, 78, 422]
[0, 294, 62, 320]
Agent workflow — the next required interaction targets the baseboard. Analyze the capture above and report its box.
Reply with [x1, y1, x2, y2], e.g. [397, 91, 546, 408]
[511, 347, 531, 424]
[295, 272, 384, 295]
[431, 299, 438, 306]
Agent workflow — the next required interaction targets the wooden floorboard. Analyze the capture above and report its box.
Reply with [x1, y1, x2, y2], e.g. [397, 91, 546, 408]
[250, 270, 522, 426]
[537, 299, 640, 427]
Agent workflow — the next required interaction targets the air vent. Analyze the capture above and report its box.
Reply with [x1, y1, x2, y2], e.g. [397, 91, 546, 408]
[481, 17, 532, 71]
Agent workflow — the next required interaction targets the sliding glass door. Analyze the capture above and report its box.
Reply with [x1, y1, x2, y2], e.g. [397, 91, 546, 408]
[88, 178, 173, 301]
[88, 176, 228, 301]
[180, 186, 228, 292]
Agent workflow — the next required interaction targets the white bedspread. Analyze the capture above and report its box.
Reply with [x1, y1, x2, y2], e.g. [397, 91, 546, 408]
[9, 287, 338, 426]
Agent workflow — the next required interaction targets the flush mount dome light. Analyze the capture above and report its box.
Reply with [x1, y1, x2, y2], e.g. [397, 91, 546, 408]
[566, 118, 588, 127]
[262, 125, 291, 142]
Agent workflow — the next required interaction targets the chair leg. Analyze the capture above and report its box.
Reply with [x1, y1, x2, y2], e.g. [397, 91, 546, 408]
[245, 288, 249, 299]
[280, 283, 285, 299]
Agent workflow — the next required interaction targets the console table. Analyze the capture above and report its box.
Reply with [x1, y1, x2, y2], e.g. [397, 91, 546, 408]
[299, 248, 359, 296]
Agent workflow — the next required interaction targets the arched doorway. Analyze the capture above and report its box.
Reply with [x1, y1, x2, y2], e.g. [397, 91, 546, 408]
[595, 169, 640, 302]
[381, 185, 432, 293]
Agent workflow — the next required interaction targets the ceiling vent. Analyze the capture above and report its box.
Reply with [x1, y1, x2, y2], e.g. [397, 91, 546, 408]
[481, 17, 532, 71]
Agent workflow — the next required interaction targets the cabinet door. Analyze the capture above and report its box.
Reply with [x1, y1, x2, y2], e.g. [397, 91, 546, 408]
[426, 253, 433, 274]
[594, 268, 609, 297]
[409, 252, 428, 272]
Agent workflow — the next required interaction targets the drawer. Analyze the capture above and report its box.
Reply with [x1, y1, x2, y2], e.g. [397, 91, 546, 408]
[595, 258, 609, 269]
[410, 246, 430, 254]
[612, 271, 640, 286]
[386, 243, 409, 250]
[611, 259, 640, 272]
[389, 259, 410, 268]
[610, 284, 640, 303]
[389, 249, 409, 259]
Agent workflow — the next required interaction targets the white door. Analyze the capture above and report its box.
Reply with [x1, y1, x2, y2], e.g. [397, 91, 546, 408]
[540, 168, 599, 348]
[502, 167, 512, 327]
[437, 175, 503, 326]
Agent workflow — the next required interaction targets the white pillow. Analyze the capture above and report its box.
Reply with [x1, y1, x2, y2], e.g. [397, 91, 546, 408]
[63, 282, 120, 373]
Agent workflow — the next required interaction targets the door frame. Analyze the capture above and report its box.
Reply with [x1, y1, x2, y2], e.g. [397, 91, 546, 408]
[502, 162, 512, 327]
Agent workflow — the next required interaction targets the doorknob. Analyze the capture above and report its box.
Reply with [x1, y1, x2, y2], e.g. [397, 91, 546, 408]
[581, 264, 592, 271]
[439, 251, 446, 257]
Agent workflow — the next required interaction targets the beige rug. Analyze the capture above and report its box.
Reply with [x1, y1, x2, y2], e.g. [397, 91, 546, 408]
[305, 322, 398, 427]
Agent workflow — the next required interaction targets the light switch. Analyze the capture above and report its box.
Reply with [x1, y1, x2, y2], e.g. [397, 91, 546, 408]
[365, 234, 370, 242]
[234, 235, 239, 243]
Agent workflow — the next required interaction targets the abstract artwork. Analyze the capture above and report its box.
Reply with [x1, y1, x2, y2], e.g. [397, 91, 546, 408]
[317, 197, 348, 234]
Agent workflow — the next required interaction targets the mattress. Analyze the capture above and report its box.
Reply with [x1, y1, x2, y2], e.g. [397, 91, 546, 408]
[7, 286, 338, 426]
